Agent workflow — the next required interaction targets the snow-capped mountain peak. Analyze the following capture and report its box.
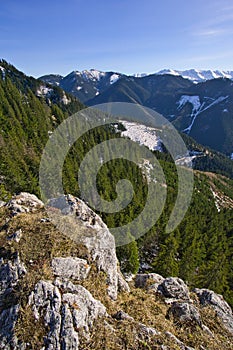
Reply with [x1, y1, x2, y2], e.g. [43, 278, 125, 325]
[156, 69, 233, 83]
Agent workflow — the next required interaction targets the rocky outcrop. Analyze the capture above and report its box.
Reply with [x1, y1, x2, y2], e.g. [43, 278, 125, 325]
[0, 255, 26, 349]
[4, 193, 130, 299]
[0, 193, 232, 349]
[0, 192, 130, 348]
[135, 274, 190, 302]
[194, 288, 233, 334]
[48, 194, 130, 299]
[6, 192, 44, 215]
[28, 279, 107, 350]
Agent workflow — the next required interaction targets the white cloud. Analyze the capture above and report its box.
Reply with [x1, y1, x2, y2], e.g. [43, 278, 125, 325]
[196, 28, 225, 37]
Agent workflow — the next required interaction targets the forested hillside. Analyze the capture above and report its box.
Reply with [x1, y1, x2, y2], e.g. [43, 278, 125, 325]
[0, 59, 83, 198]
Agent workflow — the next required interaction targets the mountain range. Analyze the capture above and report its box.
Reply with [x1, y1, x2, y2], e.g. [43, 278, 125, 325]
[40, 68, 233, 157]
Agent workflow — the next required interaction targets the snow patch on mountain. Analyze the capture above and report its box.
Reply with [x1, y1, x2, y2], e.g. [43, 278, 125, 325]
[177, 95, 202, 133]
[179, 95, 229, 133]
[120, 121, 162, 152]
[61, 93, 71, 105]
[0, 66, 6, 79]
[36, 85, 53, 97]
[177, 95, 201, 111]
[110, 73, 120, 84]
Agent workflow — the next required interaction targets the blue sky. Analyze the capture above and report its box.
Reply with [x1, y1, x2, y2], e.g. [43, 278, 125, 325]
[1, 0, 233, 77]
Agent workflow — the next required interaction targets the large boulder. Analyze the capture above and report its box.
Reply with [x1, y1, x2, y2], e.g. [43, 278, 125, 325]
[167, 302, 202, 327]
[194, 288, 233, 334]
[158, 277, 190, 301]
[135, 275, 190, 301]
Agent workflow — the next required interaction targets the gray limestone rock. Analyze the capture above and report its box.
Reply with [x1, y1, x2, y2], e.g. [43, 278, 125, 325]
[0, 255, 27, 308]
[0, 200, 6, 208]
[0, 305, 21, 350]
[48, 194, 129, 299]
[194, 288, 233, 334]
[6, 192, 44, 215]
[7, 229, 22, 243]
[28, 280, 107, 350]
[51, 257, 91, 281]
[135, 273, 165, 289]
[167, 302, 202, 327]
[0, 255, 27, 349]
[165, 331, 195, 350]
[159, 277, 190, 301]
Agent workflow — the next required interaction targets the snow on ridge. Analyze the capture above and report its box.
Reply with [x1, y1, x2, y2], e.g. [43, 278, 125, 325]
[120, 120, 162, 152]
[110, 73, 120, 84]
[72, 69, 106, 81]
[156, 69, 180, 76]
[133, 73, 148, 78]
[156, 69, 233, 82]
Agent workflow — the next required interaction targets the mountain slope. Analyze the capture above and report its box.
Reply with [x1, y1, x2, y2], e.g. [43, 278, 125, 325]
[0, 59, 84, 197]
[87, 75, 233, 156]
[41, 69, 125, 102]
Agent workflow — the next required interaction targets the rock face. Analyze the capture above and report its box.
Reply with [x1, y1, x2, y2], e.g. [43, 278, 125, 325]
[48, 194, 130, 299]
[194, 288, 233, 334]
[0, 305, 22, 350]
[51, 257, 91, 281]
[29, 280, 107, 350]
[0, 254, 26, 349]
